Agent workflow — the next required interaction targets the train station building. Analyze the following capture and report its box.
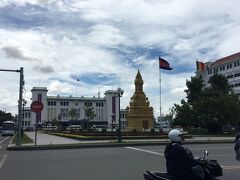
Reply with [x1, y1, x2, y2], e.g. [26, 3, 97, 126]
[22, 87, 127, 130]
[196, 52, 240, 95]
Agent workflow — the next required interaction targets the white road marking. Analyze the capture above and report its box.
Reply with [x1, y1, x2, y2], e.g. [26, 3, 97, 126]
[0, 155, 7, 170]
[0, 137, 9, 144]
[125, 147, 164, 156]
[189, 147, 233, 150]
[125, 147, 240, 171]
[209, 154, 236, 157]
[222, 165, 240, 170]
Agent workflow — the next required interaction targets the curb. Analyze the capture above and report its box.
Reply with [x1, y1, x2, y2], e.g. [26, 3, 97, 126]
[7, 139, 234, 151]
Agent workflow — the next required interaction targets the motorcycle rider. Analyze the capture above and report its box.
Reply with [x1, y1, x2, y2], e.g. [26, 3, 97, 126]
[164, 129, 205, 180]
[234, 133, 240, 160]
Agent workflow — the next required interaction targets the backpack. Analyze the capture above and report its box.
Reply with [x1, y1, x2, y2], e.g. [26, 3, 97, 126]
[234, 138, 240, 151]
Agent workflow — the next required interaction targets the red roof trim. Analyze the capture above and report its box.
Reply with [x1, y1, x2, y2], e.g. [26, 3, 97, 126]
[209, 52, 240, 67]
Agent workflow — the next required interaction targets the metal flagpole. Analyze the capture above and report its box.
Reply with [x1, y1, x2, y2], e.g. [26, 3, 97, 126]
[159, 63, 162, 123]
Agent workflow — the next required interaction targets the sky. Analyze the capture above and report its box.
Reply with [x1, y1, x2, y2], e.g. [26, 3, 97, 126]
[0, 0, 240, 118]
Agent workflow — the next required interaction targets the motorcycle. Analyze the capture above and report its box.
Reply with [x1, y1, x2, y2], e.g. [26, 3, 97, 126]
[143, 150, 222, 180]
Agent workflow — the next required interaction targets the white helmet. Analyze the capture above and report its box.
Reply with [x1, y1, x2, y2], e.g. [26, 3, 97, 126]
[168, 129, 183, 142]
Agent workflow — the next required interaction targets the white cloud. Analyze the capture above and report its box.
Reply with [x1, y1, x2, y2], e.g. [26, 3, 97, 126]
[1, 0, 240, 117]
[217, 25, 240, 57]
[88, 24, 128, 47]
[48, 81, 72, 95]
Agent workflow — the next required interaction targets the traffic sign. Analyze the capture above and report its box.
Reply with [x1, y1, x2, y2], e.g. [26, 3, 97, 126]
[30, 101, 43, 113]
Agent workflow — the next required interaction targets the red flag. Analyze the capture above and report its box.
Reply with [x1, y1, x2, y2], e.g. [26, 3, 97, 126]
[196, 61, 205, 71]
[159, 57, 173, 70]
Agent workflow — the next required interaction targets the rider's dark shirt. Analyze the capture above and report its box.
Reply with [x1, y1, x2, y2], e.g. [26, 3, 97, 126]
[164, 143, 198, 179]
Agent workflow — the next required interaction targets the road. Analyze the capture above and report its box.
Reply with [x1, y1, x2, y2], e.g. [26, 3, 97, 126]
[0, 136, 13, 171]
[0, 139, 239, 180]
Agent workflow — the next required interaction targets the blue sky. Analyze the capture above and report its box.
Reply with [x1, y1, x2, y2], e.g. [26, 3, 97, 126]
[0, 0, 240, 117]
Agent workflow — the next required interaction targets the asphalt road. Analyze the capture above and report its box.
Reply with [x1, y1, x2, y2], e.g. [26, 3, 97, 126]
[0, 141, 239, 180]
[0, 135, 13, 172]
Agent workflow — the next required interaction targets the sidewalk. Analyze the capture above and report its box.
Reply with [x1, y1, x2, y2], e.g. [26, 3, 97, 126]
[24, 131, 81, 145]
[7, 131, 235, 151]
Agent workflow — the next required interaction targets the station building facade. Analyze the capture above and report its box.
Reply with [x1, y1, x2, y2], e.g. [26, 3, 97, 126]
[197, 52, 240, 95]
[22, 87, 127, 130]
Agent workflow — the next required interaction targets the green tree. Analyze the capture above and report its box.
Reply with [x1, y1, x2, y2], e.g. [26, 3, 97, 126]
[68, 108, 77, 120]
[208, 74, 232, 94]
[51, 117, 58, 125]
[82, 106, 96, 129]
[196, 74, 240, 133]
[84, 107, 96, 120]
[185, 76, 204, 105]
[0, 110, 14, 125]
[173, 99, 195, 129]
[173, 73, 240, 133]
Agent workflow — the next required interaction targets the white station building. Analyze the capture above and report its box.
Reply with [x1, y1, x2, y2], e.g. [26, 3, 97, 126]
[197, 52, 240, 95]
[22, 87, 127, 130]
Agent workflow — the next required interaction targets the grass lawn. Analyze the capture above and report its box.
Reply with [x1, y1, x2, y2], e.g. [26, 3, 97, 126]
[12, 132, 34, 144]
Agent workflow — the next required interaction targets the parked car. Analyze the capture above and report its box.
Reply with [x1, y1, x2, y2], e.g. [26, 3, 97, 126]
[91, 125, 108, 132]
[91, 125, 108, 129]
[66, 125, 81, 131]
[42, 125, 58, 131]
[24, 127, 34, 131]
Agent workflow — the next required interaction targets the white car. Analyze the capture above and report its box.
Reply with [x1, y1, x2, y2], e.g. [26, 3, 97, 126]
[42, 125, 58, 131]
[66, 125, 81, 131]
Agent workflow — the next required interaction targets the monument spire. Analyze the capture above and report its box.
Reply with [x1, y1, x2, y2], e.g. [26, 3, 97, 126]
[134, 70, 143, 92]
[126, 70, 154, 131]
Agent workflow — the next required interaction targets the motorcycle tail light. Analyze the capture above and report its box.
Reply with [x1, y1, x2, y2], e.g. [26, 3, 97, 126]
[143, 174, 151, 180]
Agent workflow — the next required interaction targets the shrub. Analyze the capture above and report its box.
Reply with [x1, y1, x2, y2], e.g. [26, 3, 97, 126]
[188, 128, 208, 135]
[151, 128, 155, 133]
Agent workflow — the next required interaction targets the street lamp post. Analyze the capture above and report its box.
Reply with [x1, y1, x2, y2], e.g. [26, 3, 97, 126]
[0, 67, 24, 146]
[117, 87, 124, 142]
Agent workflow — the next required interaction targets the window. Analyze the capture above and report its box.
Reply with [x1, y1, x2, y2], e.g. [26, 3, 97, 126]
[60, 101, 69, 106]
[48, 101, 56, 106]
[96, 102, 104, 107]
[235, 83, 240, 87]
[213, 69, 218, 74]
[84, 102, 92, 106]
[234, 73, 240, 77]
[226, 75, 233, 79]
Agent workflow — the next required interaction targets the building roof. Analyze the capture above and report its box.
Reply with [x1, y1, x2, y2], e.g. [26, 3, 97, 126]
[47, 95, 105, 101]
[209, 52, 240, 68]
[31, 87, 48, 92]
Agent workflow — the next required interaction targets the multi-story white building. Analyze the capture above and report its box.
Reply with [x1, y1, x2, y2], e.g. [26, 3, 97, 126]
[197, 52, 240, 95]
[22, 87, 127, 130]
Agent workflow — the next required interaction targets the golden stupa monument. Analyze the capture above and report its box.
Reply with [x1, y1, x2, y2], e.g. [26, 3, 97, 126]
[126, 70, 154, 131]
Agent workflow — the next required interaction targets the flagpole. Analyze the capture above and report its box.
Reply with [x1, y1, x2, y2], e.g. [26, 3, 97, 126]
[159, 63, 162, 124]
[159, 57, 172, 127]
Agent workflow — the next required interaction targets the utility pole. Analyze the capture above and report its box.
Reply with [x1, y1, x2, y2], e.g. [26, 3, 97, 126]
[0, 67, 24, 146]
[17, 67, 24, 146]
[117, 88, 124, 142]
